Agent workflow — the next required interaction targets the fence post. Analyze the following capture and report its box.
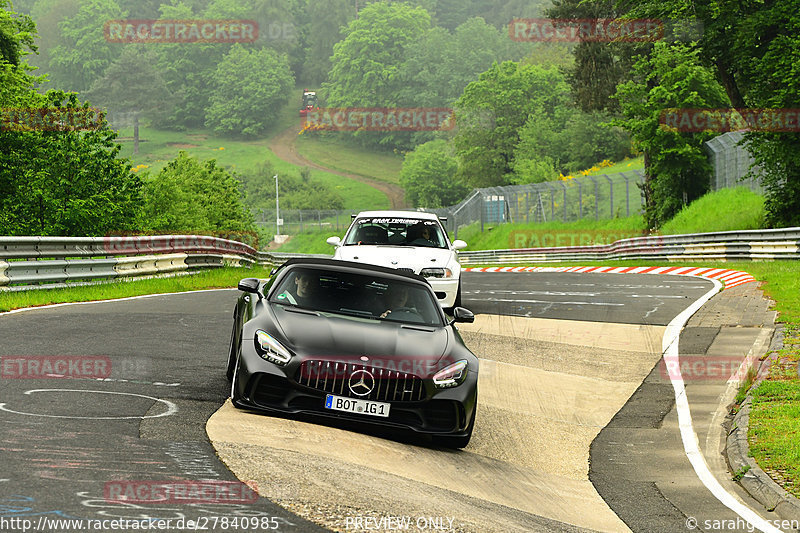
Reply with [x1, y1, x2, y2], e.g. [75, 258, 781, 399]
[625, 175, 630, 217]
[605, 175, 614, 218]
[562, 182, 567, 222]
[578, 181, 583, 219]
[588, 175, 598, 220]
[480, 195, 484, 233]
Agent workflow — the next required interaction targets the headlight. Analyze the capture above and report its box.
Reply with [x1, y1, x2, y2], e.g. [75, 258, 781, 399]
[420, 268, 454, 279]
[433, 360, 468, 388]
[255, 330, 292, 365]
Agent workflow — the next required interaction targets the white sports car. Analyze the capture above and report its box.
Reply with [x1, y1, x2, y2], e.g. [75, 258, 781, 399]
[327, 211, 467, 310]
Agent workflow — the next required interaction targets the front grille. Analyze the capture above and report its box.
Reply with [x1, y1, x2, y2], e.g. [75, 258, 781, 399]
[296, 360, 425, 403]
[396, 268, 415, 274]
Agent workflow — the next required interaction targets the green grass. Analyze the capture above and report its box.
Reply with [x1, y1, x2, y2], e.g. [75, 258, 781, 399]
[660, 187, 765, 235]
[0, 266, 274, 313]
[295, 135, 404, 184]
[115, 96, 390, 211]
[454, 216, 647, 250]
[580, 156, 644, 176]
[272, 230, 338, 254]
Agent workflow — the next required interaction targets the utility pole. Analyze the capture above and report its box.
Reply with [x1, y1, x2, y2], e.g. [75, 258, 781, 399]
[274, 174, 280, 237]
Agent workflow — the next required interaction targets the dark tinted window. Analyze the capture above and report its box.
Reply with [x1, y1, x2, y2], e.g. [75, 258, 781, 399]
[270, 267, 442, 326]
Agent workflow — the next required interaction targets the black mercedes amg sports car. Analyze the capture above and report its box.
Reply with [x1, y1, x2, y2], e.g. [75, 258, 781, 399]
[226, 258, 478, 448]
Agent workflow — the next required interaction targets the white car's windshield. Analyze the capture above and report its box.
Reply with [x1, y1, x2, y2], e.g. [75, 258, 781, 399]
[343, 217, 447, 248]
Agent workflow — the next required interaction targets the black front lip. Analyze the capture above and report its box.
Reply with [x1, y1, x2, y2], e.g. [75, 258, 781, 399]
[232, 350, 477, 437]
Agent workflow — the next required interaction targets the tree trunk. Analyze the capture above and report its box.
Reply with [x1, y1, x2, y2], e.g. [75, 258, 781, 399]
[715, 57, 746, 108]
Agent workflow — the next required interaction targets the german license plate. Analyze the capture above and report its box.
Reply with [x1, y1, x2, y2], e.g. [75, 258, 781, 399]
[324, 394, 390, 418]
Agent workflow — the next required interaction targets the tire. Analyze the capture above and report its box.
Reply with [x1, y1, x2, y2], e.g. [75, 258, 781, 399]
[436, 403, 476, 449]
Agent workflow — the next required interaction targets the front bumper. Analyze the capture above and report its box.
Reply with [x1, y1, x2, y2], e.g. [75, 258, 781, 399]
[232, 348, 477, 438]
[427, 277, 459, 308]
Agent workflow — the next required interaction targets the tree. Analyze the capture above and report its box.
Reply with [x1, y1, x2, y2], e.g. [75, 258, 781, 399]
[613, 43, 729, 229]
[622, 0, 800, 226]
[453, 61, 571, 187]
[547, 0, 648, 112]
[48, 0, 125, 91]
[141, 152, 254, 233]
[1, 0, 37, 65]
[204, 43, 294, 137]
[239, 160, 344, 211]
[85, 46, 173, 153]
[299, 0, 354, 83]
[400, 140, 467, 207]
[152, 1, 225, 129]
[324, 2, 430, 108]
[0, 92, 143, 236]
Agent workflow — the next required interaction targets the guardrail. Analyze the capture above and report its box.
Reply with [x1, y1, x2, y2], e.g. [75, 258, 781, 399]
[0, 235, 270, 290]
[457, 227, 800, 264]
[3, 228, 797, 290]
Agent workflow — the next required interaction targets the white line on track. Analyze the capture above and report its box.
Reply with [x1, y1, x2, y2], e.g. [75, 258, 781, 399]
[0, 389, 178, 420]
[0, 288, 236, 317]
[664, 279, 782, 533]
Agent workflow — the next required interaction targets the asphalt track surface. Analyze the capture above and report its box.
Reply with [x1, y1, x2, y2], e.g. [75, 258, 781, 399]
[0, 272, 728, 532]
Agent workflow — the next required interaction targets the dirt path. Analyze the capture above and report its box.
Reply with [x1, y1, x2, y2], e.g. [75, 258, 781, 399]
[269, 123, 408, 209]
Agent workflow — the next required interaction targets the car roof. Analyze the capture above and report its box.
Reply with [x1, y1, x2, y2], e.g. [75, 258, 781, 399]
[278, 257, 430, 285]
[354, 210, 440, 221]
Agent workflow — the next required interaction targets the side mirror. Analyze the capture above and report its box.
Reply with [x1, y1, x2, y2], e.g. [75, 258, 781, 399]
[237, 278, 260, 294]
[327, 236, 341, 247]
[451, 307, 474, 324]
[452, 240, 467, 251]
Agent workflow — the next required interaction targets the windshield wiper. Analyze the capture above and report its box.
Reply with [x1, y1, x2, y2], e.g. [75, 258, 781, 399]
[283, 307, 320, 316]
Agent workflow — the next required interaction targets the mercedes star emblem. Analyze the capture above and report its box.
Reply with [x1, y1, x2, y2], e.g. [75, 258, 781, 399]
[348, 369, 375, 397]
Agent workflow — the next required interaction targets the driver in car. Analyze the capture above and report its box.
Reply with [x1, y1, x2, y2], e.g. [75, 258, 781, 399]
[380, 284, 413, 318]
[276, 271, 318, 306]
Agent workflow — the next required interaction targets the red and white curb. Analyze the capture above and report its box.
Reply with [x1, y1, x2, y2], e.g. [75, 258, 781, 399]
[463, 265, 757, 290]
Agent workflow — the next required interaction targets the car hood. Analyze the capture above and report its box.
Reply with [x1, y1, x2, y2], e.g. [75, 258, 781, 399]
[270, 306, 451, 373]
[334, 245, 454, 273]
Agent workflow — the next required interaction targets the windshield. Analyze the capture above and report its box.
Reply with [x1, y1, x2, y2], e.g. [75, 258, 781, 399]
[270, 267, 443, 327]
[343, 217, 447, 248]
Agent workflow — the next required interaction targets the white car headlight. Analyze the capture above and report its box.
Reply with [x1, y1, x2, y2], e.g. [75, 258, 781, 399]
[255, 330, 292, 365]
[433, 360, 468, 388]
[420, 268, 454, 279]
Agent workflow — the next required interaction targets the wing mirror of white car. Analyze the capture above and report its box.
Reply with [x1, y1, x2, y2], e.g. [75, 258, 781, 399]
[327, 236, 341, 247]
[452, 240, 467, 250]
